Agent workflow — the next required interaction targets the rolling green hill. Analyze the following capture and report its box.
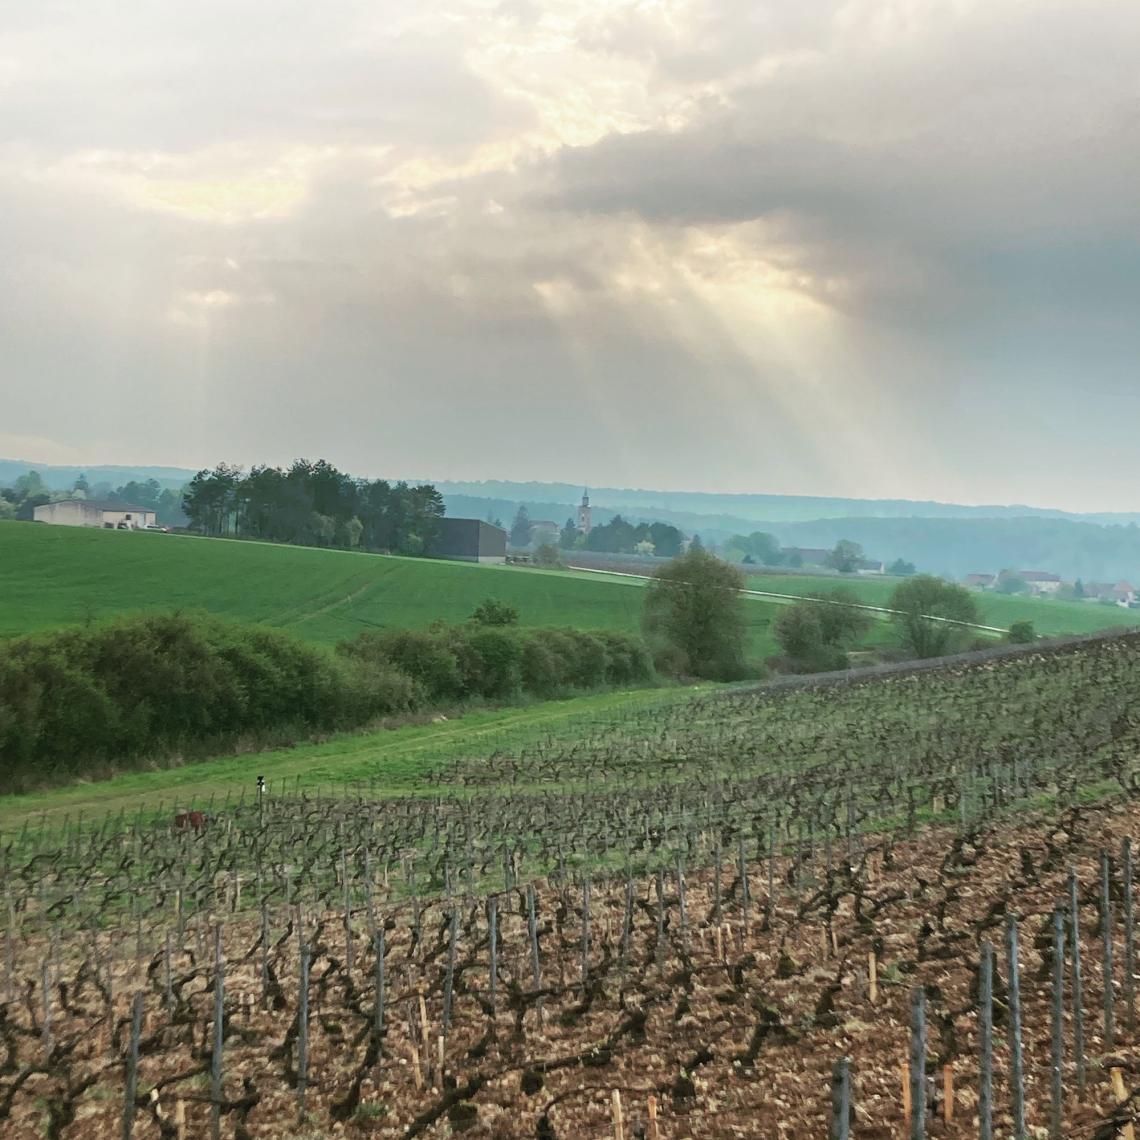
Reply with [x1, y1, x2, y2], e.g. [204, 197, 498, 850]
[0, 522, 784, 655]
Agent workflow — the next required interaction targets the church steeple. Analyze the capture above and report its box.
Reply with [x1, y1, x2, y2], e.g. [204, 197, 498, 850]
[577, 488, 592, 534]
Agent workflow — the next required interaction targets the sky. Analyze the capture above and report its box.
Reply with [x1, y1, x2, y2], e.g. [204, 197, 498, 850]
[1, 0, 1139, 512]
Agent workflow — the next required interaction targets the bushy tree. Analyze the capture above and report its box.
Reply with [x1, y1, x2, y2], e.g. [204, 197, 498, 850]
[533, 543, 563, 567]
[471, 598, 519, 626]
[1008, 620, 1036, 644]
[996, 573, 1029, 595]
[888, 558, 916, 576]
[509, 505, 532, 547]
[643, 549, 747, 679]
[774, 590, 872, 672]
[826, 539, 864, 573]
[889, 574, 979, 659]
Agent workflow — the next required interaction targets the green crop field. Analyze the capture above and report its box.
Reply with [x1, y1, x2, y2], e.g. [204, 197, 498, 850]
[741, 570, 1140, 637]
[0, 521, 784, 655]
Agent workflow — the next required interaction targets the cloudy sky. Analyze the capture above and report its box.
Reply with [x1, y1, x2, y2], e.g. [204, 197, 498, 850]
[2, 0, 1138, 510]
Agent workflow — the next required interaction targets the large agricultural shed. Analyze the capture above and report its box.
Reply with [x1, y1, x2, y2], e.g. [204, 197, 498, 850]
[33, 499, 157, 529]
[431, 517, 507, 563]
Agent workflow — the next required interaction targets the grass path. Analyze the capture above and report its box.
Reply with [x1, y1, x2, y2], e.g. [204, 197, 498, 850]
[0, 686, 704, 829]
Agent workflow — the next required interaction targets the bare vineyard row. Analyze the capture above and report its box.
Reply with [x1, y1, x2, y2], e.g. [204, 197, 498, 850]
[5, 632, 1140, 1136]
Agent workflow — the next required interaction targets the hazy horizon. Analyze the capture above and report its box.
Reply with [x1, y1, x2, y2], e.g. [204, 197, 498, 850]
[3, 2, 1139, 512]
[5, 454, 1139, 521]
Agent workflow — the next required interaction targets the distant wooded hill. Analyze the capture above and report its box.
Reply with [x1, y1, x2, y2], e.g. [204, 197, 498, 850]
[6, 461, 1140, 581]
[432, 479, 1140, 527]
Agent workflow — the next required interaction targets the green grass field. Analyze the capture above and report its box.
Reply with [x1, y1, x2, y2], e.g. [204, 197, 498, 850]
[0, 521, 783, 655]
[740, 570, 1140, 638]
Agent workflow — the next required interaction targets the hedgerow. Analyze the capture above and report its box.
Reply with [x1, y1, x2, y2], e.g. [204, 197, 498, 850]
[0, 613, 654, 792]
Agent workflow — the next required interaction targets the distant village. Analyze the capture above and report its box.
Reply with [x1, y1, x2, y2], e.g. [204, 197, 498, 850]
[962, 570, 1137, 607]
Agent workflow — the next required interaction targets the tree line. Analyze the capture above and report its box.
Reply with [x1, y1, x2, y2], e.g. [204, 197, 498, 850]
[723, 530, 916, 575]
[507, 504, 685, 557]
[182, 460, 445, 555]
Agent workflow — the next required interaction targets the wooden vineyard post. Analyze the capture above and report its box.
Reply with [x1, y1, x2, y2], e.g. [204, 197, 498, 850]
[611, 1089, 624, 1140]
[1051, 906, 1065, 1139]
[373, 927, 385, 1040]
[909, 987, 926, 1140]
[942, 1064, 953, 1124]
[830, 1056, 851, 1140]
[1007, 915, 1026, 1140]
[675, 858, 688, 952]
[527, 884, 544, 1023]
[646, 1094, 659, 1140]
[164, 931, 174, 1013]
[174, 1098, 186, 1140]
[41, 958, 52, 1055]
[580, 877, 591, 997]
[1103, 850, 1117, 1048]
[654, 870, 666, 963]
[211, 925, 224, 1140]
[121, 991, 144, 1140]
[1070, 867, 1087, 1096]
[738, 835, 750, 930]
[298, 942, 311, 1111]
[713, 838, 722, 922]
[901, 1060, 912, 1132]
[979, 941, 994, 1140]
[868, 952, 878, 1004]
[1111, 1067, 1136, 1140]
[620, 876, 634, 976]
[443, 908, 459, 1033]
[341, 850, 355, 976]
[1123, 838, 1136, 1033]
[489, 895, 499, 1026]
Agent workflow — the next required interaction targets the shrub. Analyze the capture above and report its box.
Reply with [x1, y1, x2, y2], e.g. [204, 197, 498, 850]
[532, 544, 563, 568]
[342, 629, 465, 702]
[339, 623, 652, 702]
[470, 598, 519, 626]
[465, 627, 524, 698]
[0, 613, 415, 794]
[643, 550, 748, 679]
[773, 591, 872, 673]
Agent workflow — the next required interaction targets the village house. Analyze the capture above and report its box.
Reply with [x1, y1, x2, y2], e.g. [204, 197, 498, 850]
[1084, 581, 1136, 607]
[1017, 571, 1063, 596]
[965, 573, 996, 590]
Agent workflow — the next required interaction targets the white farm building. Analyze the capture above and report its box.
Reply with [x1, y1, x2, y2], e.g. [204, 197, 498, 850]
[33, 499, 157, 530]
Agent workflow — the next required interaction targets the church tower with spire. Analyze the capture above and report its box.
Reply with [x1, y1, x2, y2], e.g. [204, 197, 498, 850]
[576, 488, 592, 535]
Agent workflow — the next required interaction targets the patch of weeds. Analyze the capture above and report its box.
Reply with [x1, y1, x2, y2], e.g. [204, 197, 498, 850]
[354, 1102, 389, 1119]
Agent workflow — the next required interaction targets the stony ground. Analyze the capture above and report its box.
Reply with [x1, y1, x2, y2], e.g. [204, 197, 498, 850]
[4, 799, 1140, 1139]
